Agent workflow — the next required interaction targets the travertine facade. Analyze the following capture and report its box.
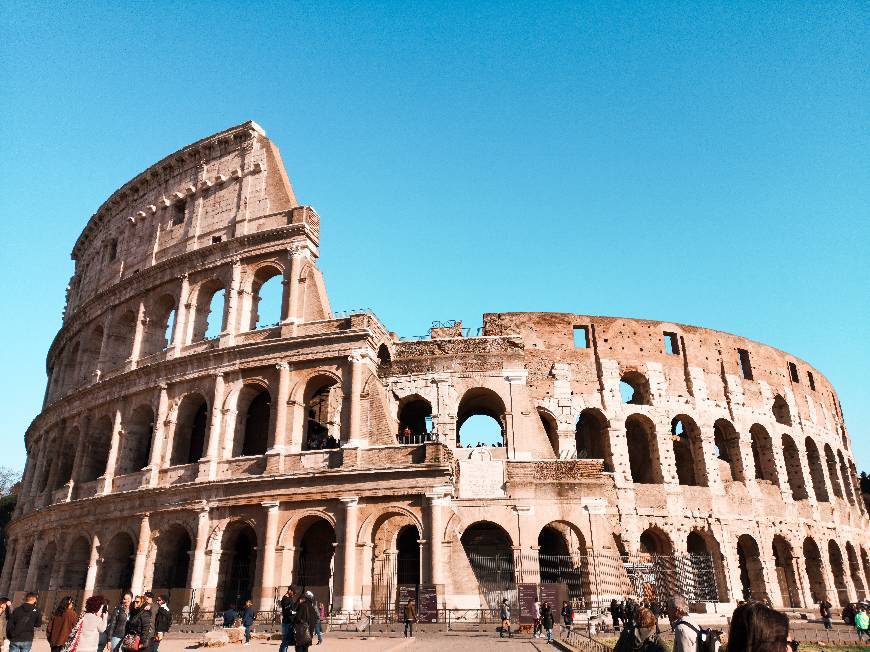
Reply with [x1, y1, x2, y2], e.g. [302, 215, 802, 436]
[2, 122, 868, 617]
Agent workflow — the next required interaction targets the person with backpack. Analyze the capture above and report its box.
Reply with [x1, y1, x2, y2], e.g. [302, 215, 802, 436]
[498, 598, 512, 638]
[668, 595, 721, 652]
[291, 593, 317, 652]
[6, 592, 43, 652]
[819, 597, 833, 630]
[855, 605, 869, 642]
[541, 602, 555, 644]
[614, 607, 665, 652]
[278, 587, 298, 652]
[151, 595, 171, 652]
[240, 599, 255, 646]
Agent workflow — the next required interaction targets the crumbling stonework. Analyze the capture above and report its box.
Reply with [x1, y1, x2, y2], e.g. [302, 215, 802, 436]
[2, 122, 868, 617]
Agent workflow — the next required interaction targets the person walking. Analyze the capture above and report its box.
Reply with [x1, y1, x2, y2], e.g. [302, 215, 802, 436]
[560, 601, 573, 628]
[0, 597, 11, 652]
[402, 597, 417, 638]
[667, 595, 700, 652]
[124, 593, 154, 652]
[533, 598, 542, 638]
[46, 597, 78, 652]
[151, 596, 171, 652]
[819, 597, 833, 630]
[609, 599, 621, 631]
[855, 605, 869, 642]
[291, 594, 318, 652]
[315, 601, 324, 645]
[498, 598, 512, 638]
[78, 596, 108, 652]
[727, 601, 789, 651]
[241, 600, 255, 646]
[278, 587, 298, 652]
[6, 592, 43, 652]
[541, 602, 555, 644]
[106, 593, 132, 652]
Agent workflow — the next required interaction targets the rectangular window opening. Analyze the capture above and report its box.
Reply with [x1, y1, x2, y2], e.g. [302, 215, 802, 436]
[211, 235, 222, 244]
[807, 371, 816, 391]
[573, 325, 589, 349]
[788, 361, 799, 383]
[738, 348, 753, 380]
[663, 331, 680, 355]
[172, 201, 186, 226]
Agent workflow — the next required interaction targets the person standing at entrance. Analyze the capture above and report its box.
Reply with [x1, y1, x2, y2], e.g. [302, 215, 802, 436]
[541, 602, 555, 644]
[106, 593, 132, 652]
[499, 598, 512, 638]
[560, 601, 573, 628]
[403, 598, 417, 638]
[819, 597, 833, 630]
[292, 594, 318, 652]
[279, 587, 298, 652]
[241, 600, 255, 646]
[151, 596, 171, 652]
[854, 605, 869, 642]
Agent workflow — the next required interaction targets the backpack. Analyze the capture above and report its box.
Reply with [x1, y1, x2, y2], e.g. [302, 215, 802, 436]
[674, 620, 722, 652]
[613, 628, 666, 652]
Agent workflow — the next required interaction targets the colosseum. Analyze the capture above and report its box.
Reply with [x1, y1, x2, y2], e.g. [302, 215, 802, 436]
[2, 121, 868, 624]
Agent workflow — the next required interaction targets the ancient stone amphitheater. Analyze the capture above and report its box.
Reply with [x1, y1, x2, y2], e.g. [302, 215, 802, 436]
[2, 122, 868, 622]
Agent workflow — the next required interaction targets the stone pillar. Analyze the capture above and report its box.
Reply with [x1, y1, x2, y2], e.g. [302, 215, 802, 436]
[283, 244, 308, 327]
[0, 539, 17, 595]
[70, 412, 91, 486]
[101, 405, 125, 494]
[425, 493, 449, 587]
[793, 554, 816, 608]
[82, 534, 101, 603]
[23, 538, 46, 590]
[221, 258, 242, 345]
[188, 505, 211, 604]
[129, 299, 148, 365]
[200, 373, 226, 481]
[337, 497, 360, 611]
[28, 441, 49, 498]
[146, 384, 170, 487]
[266, 363, 291, 473]
[7, 542, 28, 596]
[258, 501, 281, 611]
[95, 311, 113, 380]
[345, 350, 369, 447]
[130, 514, 151, 594]
[174, 274, 191, 355]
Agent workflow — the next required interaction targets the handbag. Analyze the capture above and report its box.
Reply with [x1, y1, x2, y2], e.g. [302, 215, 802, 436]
[121, 633, 141, 651]
[61, 617, 83, 652]
[293, 622, 312, 646]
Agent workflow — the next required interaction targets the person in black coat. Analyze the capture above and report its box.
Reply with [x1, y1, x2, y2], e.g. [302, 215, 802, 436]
[292, 595, 318, 652]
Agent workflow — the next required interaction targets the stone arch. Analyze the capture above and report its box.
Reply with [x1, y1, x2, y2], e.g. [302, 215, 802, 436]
[35, 540, 58, 591]
[170, 392, 209, 466]
[79, 324, 104, 383]
[106, 309, 137, 369]
[575, 408, 613, 471]
[97, 531, 135, 590]
[118, 404, 155, 475]
[79, 415, 113, 483]
[671, 415, 707, 487]
[460, 521, 515, 606]
[804, 438, 829, 502]
[824, 444, 843, 499]
[216, 520, 258, 609]
[152, 523, 193, 590]
[143, 293, 177, 356]
[848, 460, 862, 512]
[686, 529, 727, 603]
[246, 263, 284, 331]
[277, 509, 336, 549]
[620, 370, 651, 405]
[626, 414, 662, 484]
[639, 526, 673, 556]
[293, 516, 336, 603]
[750, 424, 779, 485]
[781, 434, 808, 501]
[772, 535, 801, 607]
[827, 539, 848, 606]
[397, 394, 432, 440]
[232, 383, 271, 457]
[367, 510, 422, 607]
[772, 394, 791, 426]
[537, 407, 558, 455]
[191, 278, 226, 342]
[538, 521, 589, 603]
[802, 537, 827, 603]
[837, 450, 855, 504]
[300, 373, 342, 450]
[845, 542, 866, 600]
[713, 418, 745, 482]
[456, 387, 507, 447]
[52, 426, 78, 490]
[62, 536, 91, 589]
[737, 534, 767, 601]
[376, 343, 392, 367]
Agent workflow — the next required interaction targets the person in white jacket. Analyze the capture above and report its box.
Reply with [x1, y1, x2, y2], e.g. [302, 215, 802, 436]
[78, 596, 108, 652]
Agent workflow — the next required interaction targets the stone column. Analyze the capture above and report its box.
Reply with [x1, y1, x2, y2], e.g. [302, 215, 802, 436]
[82, 534, 102, 603]
[23, 538, 46, 590]
[130, 514, 151, 594]
[7, 542, 28, 596]
[337, 497, 360, 611]
[266, 363, 291, 473]
[199, 373, 226, 481]
[70, 412, 91, 486]
[146, 384, 170, 487]
[221, 258, 242, 345]
[94, 311, 113, 380]
[174, 274, 191, 355]
[258, 501, 281, 611]
[101, 405, 125, 494]
[793, 553, 816, 608]
[0, 539, 17, 595]
[283, 244, 308, 327]
[426, 493, 449, 587]
[345, 350, 369, 447]
[28, 441, 49, 498]
[188, 505, 211, 605]
[129, 299, 148, 366]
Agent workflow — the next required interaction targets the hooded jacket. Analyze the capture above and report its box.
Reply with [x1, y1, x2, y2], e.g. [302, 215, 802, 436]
[7, 603, 43, 642]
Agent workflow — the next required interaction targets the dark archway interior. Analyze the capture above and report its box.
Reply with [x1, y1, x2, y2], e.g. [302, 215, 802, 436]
[626, 416, 659, 484]
[172, 399, 208, 465]
[153, 526, 192, 590]
[398, 397, 432, 436]
[296, 519, 336, 587]
[575, 410, 612, 470]
[99, 534, 135, 590]
[396, 526, 421, 586]
[221, 525, 257, 608]
[242, 390, 271, 456]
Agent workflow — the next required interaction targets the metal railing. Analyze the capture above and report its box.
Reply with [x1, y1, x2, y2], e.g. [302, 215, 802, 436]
[559, 625, 613, 652]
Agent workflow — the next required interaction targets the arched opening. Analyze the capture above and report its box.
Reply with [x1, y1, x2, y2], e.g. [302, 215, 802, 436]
[861, 548, 870, 599]
[772, 536, 801, 607]
[838, 451, 855, 504]
[737, 534, 767, 602]
[217, 522, 258, 609]
[824, 444, 843, 499]
[686, 532, 725, 603]
[802, 538, 827, 604]
[79, 416, 113, 483]
[638, 527, 677, 601]
[62, 537, 91, 589]
[671, 415, 707, 487]
[36, 541, 57, 591]
[782, 434, 808, 501]
[619, 371, 651, 405]
[192, 280, 226, 342]
[537, 525, 587, 604]
[846, 543, 866, 600]
[152, 524, 192, 590]
[236, 387, 271, 457]
[828, 540, 848, 607]
[171, 394, 208, 466]
[119, 405, 154, 475]
[575, 408, 613, 471]
[457, 388, 506, 447]
[640, 527, 673, 556]
[461, 522, 515, 606]
[303, 375, 341, 450]
[79, 325, 104, 382]
[294, 518, 335, 604]
[143, 294, 177, 355]
[376, 344, 392, 367]
[62, 342, 80, 392]
[538, 408, 559, 455]
[772, 395, 791, 426]
[397, 395, 432, 441]
[53, 428, 77, 490]
[848, 461, 862, 511]
[249, 267, 283, 330]
[98, 532, 135, 590]
[626, 414, 662, 484]
[713, 419, 744, 482]
[396, 525, 421, 586]
[106, 310, 137, 368]
[750, 424, 779, 485]
[804, 438, 829, 502]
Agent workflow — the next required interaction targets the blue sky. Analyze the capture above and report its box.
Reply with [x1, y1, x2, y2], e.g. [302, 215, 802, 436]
[0, 2, 867, 475]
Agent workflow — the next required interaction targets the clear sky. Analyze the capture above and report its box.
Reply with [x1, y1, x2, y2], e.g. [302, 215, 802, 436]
[0, 2, 867, 476]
